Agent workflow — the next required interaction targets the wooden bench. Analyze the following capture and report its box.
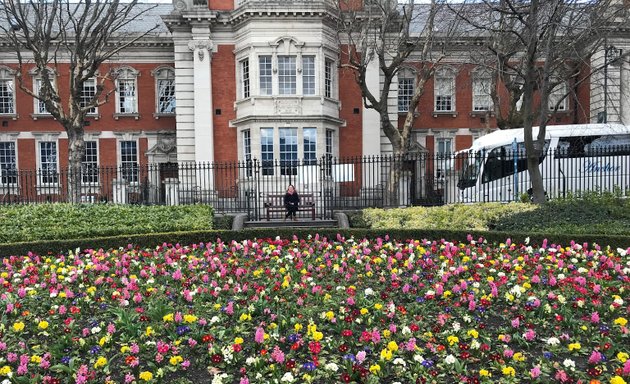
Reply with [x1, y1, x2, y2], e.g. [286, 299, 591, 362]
[264, 193, 316, 221]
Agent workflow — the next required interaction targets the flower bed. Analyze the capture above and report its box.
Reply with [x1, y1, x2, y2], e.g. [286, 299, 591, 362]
[0, 235, 628, 384]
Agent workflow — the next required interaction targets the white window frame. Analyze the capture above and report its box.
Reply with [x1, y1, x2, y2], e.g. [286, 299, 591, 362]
[241, 58, 250, 99]
[302, 56, 316, 96]
[0, 141, 17, 186]
[436, 137, 453, 178]
[260, 127, 274, 175]
[0, 67, 15, 115]
[115, 67, 139, 115]
[472, 71, 492, 112]
[398, 76, 415, 113]
[303, 127, 317, 165]
[434, 68, 456, 112]
[259, 56, 273, 96]
[549, 79, 567, 112]
[82, 140, 99, 185]
[119, 140, 139, 184]
[38, 141, 59, 185]
[324, 59, 334, 99]
[278, 56, 297, 95]
[81, 78, 98, 115]
[154, 67, 175, 115]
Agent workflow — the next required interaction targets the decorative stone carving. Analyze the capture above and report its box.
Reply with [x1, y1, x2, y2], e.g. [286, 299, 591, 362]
[187, 40, 213, 62]
[275, 99, 302, 115]
[175, 0, 187, 12]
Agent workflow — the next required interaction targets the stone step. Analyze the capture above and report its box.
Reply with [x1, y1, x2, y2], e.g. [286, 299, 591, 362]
[244, 219, 338, 229]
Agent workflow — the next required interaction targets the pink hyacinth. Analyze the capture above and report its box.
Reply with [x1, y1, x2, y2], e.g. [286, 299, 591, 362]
[356, 350, 367, 363]
[511, 318, 520, 328]
[590, 312, 600, 323]
[588, 351, 602, 365]
[255, 327, 265, 343]
[172, 269, 183, 280]
[524, 329, 536, 341]
[623, 360, 630, 375]
[271, 346, 285, 363]
[530, 366, 542, 379]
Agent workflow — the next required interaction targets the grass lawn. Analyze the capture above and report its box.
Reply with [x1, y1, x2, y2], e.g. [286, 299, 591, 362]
[0, 234, 628, 383]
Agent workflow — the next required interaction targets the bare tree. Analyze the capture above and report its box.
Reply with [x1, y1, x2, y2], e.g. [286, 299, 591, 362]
[452, 0, 629, 203]
[336, 0, 460, 205]
[0, 0, 160, 202]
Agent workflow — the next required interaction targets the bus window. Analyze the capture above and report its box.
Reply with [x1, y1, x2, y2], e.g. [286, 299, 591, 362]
[457, 151, 483, 189]
[557, 135, 630, 157]
[585, 134, 630, 156]
[482, 141, 549, 184]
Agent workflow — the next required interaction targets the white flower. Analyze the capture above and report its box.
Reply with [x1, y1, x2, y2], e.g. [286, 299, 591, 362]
[413, 354, 425, 363]
[452, 321, 461, 332]
[325, 363, 338, 372]
[393, 358, 406, 367]
[364, 288, 374, 296]
[210, 316, 220, 324]
[563, 359, 576, 369]
[281, 372, 295, 382]
[211, 373, 228, 384]
[509, 285, 522, 297]
[91, 326, 101, 334]
[444, 354, 457, 364]
[246, 357, 257, 366]
[546, 337, 561, 346]
[401, 326, 411, 335]
[617, 248, 627, 257]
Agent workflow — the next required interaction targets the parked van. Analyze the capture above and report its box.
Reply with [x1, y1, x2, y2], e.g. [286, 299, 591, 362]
[457, 123, 630, 202]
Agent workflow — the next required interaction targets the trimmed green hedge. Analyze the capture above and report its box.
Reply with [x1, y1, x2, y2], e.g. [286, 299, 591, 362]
[1, 228, 628, 258]
[0, 204, 213, 244]
[360, 199, 630, 235]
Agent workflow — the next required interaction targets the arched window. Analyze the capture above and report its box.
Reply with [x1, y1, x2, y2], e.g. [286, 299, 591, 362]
[434, 67, 456, 112]
[114, 67, 139, 115]
[472, 69, 492, 112]
[398, 68, 416, 113]
[153, 67, 175, 114]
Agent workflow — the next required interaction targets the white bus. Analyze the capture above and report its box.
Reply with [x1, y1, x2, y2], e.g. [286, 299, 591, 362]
[456, 123, 630, 202]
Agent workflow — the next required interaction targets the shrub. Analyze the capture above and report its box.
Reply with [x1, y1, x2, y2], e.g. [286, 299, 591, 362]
[0, 203, 213, 244]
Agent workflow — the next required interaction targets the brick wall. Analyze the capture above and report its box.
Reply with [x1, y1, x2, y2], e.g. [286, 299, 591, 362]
[338, 47, 363, 158]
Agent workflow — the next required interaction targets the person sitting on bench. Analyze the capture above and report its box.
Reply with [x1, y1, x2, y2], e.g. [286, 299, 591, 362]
[284, 184, 300, 221]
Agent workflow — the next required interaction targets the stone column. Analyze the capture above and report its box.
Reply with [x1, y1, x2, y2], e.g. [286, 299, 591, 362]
[187, 39, 215, 190]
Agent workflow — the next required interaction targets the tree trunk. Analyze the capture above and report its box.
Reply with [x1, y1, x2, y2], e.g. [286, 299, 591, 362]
[67, 123, 85, 203]
[386, 152, 404, 207]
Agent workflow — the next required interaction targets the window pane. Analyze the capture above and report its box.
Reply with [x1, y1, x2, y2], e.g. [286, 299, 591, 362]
[549, 81, 567, 111]
[259, 56, 272, 96]
[302, 56, 315, 95]
[241, 59, 250, 99]
[120, 141, 139, 183]
[304, 127, 317, 165]
[279, 127, 297, 175]
[242, 130, 252, 177]
[82, 141, 99, 184]
[261, 128, 274, 175]
[0, 79, 15, 114]
[435, 74, 454, 111]
[472, 76, 492, 111]
[118, 79, 137, 113]
[39, 141, 58, 184]
[325, 60, 333, 98]
[35, 78, 49, 114]
[278, 56, 296, 95]
[157, 78, 175, 113]
[0, 142, 17, 184]
[398, 77, 414, 112]
[81, 79, 97, 114]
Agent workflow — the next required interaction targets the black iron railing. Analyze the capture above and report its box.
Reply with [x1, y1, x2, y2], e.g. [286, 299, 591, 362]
[1, 149, 628, 220]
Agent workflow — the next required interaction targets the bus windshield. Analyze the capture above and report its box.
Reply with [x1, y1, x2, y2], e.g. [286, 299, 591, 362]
[457, 151, 483, 189]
